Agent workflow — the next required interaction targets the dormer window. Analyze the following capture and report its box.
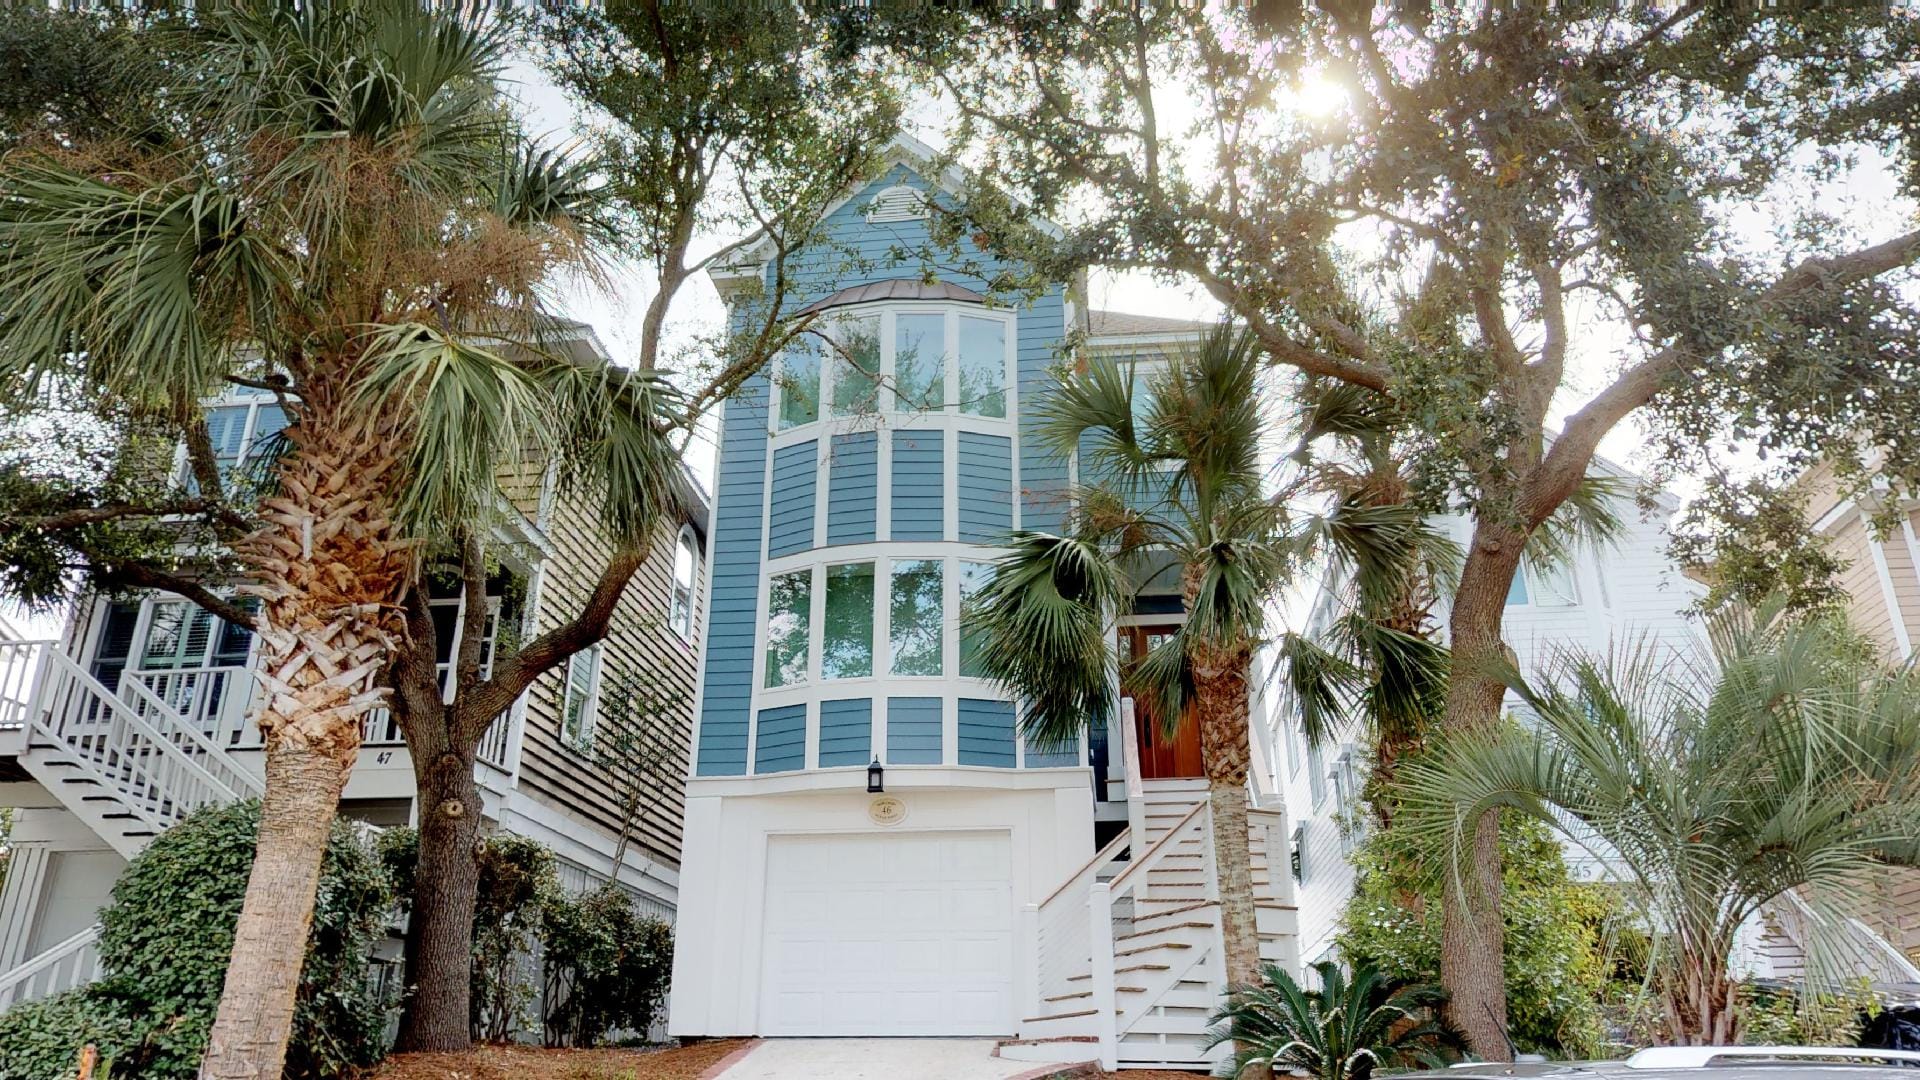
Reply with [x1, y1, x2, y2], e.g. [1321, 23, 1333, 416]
[865, 184, 927, 223]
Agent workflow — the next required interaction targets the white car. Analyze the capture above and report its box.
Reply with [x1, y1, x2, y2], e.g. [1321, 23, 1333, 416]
[1410, 1047, 1920, 1079]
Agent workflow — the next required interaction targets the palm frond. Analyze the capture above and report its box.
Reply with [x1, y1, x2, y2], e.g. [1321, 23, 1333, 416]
[538, 359, 685, 546]
[349, 322, 555, 536]
[1276, 631, 1366, 749]
[1526, 472, 1628, 573]
[963, 531, 1126, 747]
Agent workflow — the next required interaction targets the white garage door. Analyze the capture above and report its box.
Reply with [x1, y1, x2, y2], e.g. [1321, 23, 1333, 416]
[760, 831, 1015, 1036]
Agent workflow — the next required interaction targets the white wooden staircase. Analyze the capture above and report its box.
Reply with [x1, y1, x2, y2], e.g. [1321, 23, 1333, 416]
[0, 637, 263, 1007]
[1006, 777, 1299, 1071]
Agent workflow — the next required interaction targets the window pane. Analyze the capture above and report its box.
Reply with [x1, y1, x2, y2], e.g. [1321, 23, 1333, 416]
[958, 560, 992, 678]
[141, 603, 213, 669]
[829, 316, 880, 417]
[958, 316, 1006, 418]
[204, 406, 249, 459]
[765, 570, 812, 688]
[821, 562, 874, 680]
[890, 560, 944, 676]
[563, 646, 599, 746]
[1505, 566, 1529, 606]
[777, 340, 821, 429]
[894, 313, 945, 412]
[1534, 561, 1578, 606]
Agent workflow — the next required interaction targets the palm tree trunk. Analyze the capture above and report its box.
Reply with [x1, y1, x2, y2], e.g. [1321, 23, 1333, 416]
[1438, 519, 1526, 1062]
[201, 403, 412, 1080]
[1192, 640, 1262, 988]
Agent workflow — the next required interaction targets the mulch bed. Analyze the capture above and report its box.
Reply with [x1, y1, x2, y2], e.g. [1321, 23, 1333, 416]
[367, 1039, 754, 1080]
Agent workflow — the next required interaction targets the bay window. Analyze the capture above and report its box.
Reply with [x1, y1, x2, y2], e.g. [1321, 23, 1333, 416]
[765, 569, 812, 687]
[821, 562, 875, 680]
[957, 315, 1007, 417]
[769, 305, 1012, 428]
[888, 560, 943, 676]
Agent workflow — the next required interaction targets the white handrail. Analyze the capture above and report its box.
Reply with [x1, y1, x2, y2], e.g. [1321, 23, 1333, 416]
[1032, 827, 1132, 1005]
[0, 924, 102, 1009]
[43, 649, 257, 804]
[1120, 698, 1145, 801]
[1106, 799, 1205, 896]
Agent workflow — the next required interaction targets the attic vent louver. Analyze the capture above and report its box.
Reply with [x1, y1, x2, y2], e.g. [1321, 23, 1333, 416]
[865, 185, 927, 223]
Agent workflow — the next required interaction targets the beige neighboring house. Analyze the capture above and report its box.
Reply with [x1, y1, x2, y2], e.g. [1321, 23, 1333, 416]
[0, 325, 709, 1015]
[1803, 463, 1920, 662]
[1791, 464, 1920, 974]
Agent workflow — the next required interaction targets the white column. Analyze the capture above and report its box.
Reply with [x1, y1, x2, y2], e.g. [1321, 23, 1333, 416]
[0, 845, 51, 971]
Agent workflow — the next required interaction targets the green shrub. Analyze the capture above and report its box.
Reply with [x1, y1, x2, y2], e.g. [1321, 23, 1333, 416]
[1337, 813, 1619, 1058]
[1738, 980, 1880, 1047]
[470, 833, 556, 1042]
[541, 885, 673, 1048]
[0, 801, 393, 1080]
[0, 992, 141, 1080]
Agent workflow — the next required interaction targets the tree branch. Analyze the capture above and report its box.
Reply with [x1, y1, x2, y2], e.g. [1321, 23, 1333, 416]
[94, 562, 257, 629]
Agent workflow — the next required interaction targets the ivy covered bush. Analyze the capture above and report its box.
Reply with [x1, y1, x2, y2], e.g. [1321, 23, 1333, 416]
[0, 802, 393, 1080]
[1338, 814, 1624, 1058]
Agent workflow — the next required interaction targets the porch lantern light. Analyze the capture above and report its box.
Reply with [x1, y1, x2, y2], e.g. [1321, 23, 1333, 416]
[867, 758, 884, 793]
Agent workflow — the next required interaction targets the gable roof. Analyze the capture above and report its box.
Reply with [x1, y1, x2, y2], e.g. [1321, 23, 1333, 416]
[1086, 309, 1217, 338]
[708, 133, 1062, 293]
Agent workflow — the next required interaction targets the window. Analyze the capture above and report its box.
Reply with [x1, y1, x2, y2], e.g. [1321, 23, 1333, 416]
[141, 602, 216, 670]
[1532, 560, 1579, 607]
[827, 316, 880, 418]
[821, 562, 875, 680]
[958, 560, 993, 678]
[764, 570, 812, 688]
[671, 529, 699, 642]
[894, 313, 945, 412]
[957, 315, 1007, 418]
[187, 399, 287, 494]
[1291, 825, 1306, 882]
[1307, 740, 1326, 807]
[562, 645, 602, 749]
[1505, 565, 1529, 606]
[776, 339, 821, 430]
[889, 559, 943, 676]
[1332, 750, 1358, 854]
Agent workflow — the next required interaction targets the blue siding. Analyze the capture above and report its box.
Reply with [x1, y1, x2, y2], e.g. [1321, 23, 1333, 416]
[957, 698, 1016, 768]
[767, 440, 817, 557]
[754, 703, 807, 773]
[826, 433, 878, 545]
[886, 696, 944, 765]
[890, 429, 945, 541]
[1025, 732, 1081, 768]
[957, 432, 1013, 543]
[818, 697, 873, 767]
[1017, 286, 1070, 533]
[695, 380, 770, 776]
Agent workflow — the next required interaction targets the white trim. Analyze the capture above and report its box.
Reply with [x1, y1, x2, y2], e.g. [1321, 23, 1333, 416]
[1901, 515, 1920, 656]
[685, 764, 1090, 799]
[1812, 497, 1856, 535]
[1866, 517, 1915, 657]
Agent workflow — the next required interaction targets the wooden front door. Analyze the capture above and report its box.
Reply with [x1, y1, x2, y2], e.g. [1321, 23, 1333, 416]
[1119, 624, 1205, 779]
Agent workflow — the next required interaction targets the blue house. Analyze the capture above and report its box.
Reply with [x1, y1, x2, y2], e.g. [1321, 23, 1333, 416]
[666, 137, 1298, 1070]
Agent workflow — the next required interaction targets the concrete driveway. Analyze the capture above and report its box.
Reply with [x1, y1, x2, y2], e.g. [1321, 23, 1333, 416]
[704, 1038, 1094, 1079]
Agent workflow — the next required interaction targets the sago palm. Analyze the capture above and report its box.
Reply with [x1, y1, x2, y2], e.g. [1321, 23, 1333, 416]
[1206, 960, 1457, 1080]
[967, 325, 1438, 985]
[1400, 608, 1920, 1046]
[0, 6, 677, 1077]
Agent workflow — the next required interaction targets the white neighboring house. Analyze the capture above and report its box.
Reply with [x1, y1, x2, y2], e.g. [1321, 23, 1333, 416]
[0, 327, 709, 1014]
[1265, 468, 1920, 989]
[1268, 470, 1710, 968]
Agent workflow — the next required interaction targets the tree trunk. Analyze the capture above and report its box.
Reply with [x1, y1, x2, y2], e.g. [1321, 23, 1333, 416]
[1437, 519, 1527, 1062]
[200, 738, 352, 1079]
[1192, 639, 1262, 988]
[201, 398, 412, 1080]
[396, 742, 484, 1052]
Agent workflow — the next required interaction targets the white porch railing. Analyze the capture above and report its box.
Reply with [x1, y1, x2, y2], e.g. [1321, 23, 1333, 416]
[1773, 889, 1920, 986]
[0, 925, 102, 1010]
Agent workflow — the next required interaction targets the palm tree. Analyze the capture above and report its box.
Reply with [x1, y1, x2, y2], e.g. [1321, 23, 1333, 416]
[1206, 960, 1458, 1080]
[967, 325, 1438, 985]
[1400, 609, 1920, 1045]
[0, 6, 671, 1076]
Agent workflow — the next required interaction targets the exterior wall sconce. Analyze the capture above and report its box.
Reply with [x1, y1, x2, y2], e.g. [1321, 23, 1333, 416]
[867, 758, 884, 793]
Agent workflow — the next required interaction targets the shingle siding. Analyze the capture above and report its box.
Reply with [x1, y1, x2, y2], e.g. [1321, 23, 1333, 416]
[754, 704, 807, 774]
[886, 696, 944, 764]
[957, 697, 1015, 767]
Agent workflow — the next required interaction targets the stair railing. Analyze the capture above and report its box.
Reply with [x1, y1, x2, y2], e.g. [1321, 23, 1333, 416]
[1086, 798, 1211, 1069]
[27, 644, 261, 830]
[1026, 827, 1133, 1016]
[0, 924, 102, 1010]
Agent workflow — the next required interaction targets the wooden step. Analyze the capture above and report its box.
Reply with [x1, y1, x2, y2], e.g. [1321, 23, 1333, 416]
[1067, 962, 1170, 983]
